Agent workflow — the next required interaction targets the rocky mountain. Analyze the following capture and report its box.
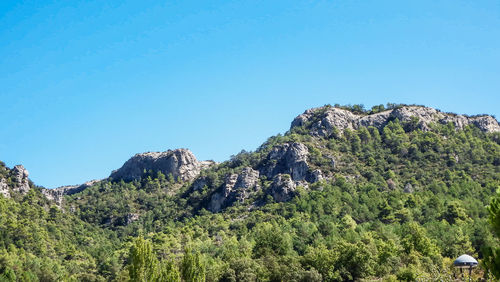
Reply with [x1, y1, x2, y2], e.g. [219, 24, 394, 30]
[109, 148, 214, 182]
[1, 103, 500, 281]
[34, 105, 500, 209]
[291, 105, 500, 136]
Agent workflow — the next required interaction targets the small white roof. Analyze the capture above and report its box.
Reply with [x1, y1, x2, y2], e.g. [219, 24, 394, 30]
[453, 254, 478, 268]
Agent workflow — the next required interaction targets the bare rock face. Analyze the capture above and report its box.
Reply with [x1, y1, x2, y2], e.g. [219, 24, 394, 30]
[208, 167, 260, 212]
[110, 149, 209, 182]
[309, 169, 324, 183]
[0, 177, 9, 198]
[0, 165, 31, 198]
[470, 116, 500, 132]
[291, 105, 500, 136]
[292, 107, 357, 136]
[269, 174, 296, 202]
[42, 180, 100, 207]
[11, 165, 30, 195]
[261, 142, 310, 181]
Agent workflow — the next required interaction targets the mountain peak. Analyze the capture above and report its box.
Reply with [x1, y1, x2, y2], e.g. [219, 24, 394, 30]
[110, 148, 214, 182]
[291, 105, 499, 136]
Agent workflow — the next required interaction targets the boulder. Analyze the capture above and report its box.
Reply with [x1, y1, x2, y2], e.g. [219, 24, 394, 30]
[404, 183, 414, 193]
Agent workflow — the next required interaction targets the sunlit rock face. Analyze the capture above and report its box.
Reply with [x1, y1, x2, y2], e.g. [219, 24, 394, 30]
[208, 167, 260, 212]
[110, 149, 213, 182]
[291, 105, 500, 136]
[260, 142, 310, 181]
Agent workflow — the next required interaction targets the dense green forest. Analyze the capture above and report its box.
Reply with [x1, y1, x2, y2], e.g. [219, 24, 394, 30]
[1, 104, 500, 281]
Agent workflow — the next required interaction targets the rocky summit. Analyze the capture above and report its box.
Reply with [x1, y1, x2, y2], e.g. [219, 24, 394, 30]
[291, 105, 500, 136]
[0, 165, 31, 198]
[110, 148, 214, 182]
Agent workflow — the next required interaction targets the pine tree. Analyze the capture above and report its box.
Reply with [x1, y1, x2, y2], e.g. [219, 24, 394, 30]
[181, 248, 205, 282]
[128, 236, 158, 282]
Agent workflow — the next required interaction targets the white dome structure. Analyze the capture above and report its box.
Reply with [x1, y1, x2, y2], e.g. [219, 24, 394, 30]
[453, 254, 478, 268]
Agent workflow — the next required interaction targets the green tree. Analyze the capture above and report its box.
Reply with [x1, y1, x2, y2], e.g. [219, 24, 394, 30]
[128, 236, 159, 282]
[483, 189, 500, 279]
[181, 248, 205, 282]
[158, 259, 180, 282]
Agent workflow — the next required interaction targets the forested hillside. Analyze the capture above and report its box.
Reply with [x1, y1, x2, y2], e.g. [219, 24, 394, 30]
[1, 104, 499, 281]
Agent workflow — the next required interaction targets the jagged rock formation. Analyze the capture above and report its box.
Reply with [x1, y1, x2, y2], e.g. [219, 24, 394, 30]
[260, 142, 310, 181]
[206, 142, 327, 208]
[42, 180, 101, 207]
[269, 174, 297, 202]
[291, 106, 500, 136]
[110, 149, 214, 182]
[0, 178, 9, 198]
[208, 167, 260, 212]
[0, 165, 31, 198]
[11, 165, 30, 194]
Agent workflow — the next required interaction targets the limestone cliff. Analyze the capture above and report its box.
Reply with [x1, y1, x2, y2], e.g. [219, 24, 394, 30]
[291, 105, 500, 136]
[110, 149, 214, 182]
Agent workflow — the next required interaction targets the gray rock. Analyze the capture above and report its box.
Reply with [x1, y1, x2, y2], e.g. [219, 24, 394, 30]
[42, 180, 101, 207]
[11, 165, 30, 195]
[261, 142, 309, 181]
[309, 169, 323, 183]
[404, 183, 414, 193]
[125, 213, 140, 224]
[0, 177, 9, 198]
[291, 105, 500, 135]
[292, 107, 357, 136]
[471, 116, 500, 132]
[358, 111, 392, 128]
[269, 174, 296, 202]
[208, 192, 226, 213]
[192, 177, 209, 192]
[110, 149, 212, 182]
[208, 167, 260, 212]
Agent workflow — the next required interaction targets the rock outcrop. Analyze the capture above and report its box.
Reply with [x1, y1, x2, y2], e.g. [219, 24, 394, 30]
[42, 180, 101, 207]
[260, 142, 310, 181]
[110, 149, 213, 182]
[208, 167, 260, 212]
[11, 165, 30, 194]
[0, 165, 32, 198]
[0, 177, 9, 198]
[269, 174, 297, 202]
[291, 106, 500, 136]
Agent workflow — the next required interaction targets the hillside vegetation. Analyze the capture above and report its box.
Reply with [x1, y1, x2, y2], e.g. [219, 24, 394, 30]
[1, 104, 499, 281]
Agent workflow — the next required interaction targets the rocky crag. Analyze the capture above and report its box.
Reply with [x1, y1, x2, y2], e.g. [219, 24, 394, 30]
[0, 165, 31, 198]
[42, 180, 101, 207]
[291, 105, 500, 136]
[110, 149, 214, 182]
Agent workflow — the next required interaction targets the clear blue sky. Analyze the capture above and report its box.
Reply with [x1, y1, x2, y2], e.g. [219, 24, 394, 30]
[1, 0, 499, 188]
